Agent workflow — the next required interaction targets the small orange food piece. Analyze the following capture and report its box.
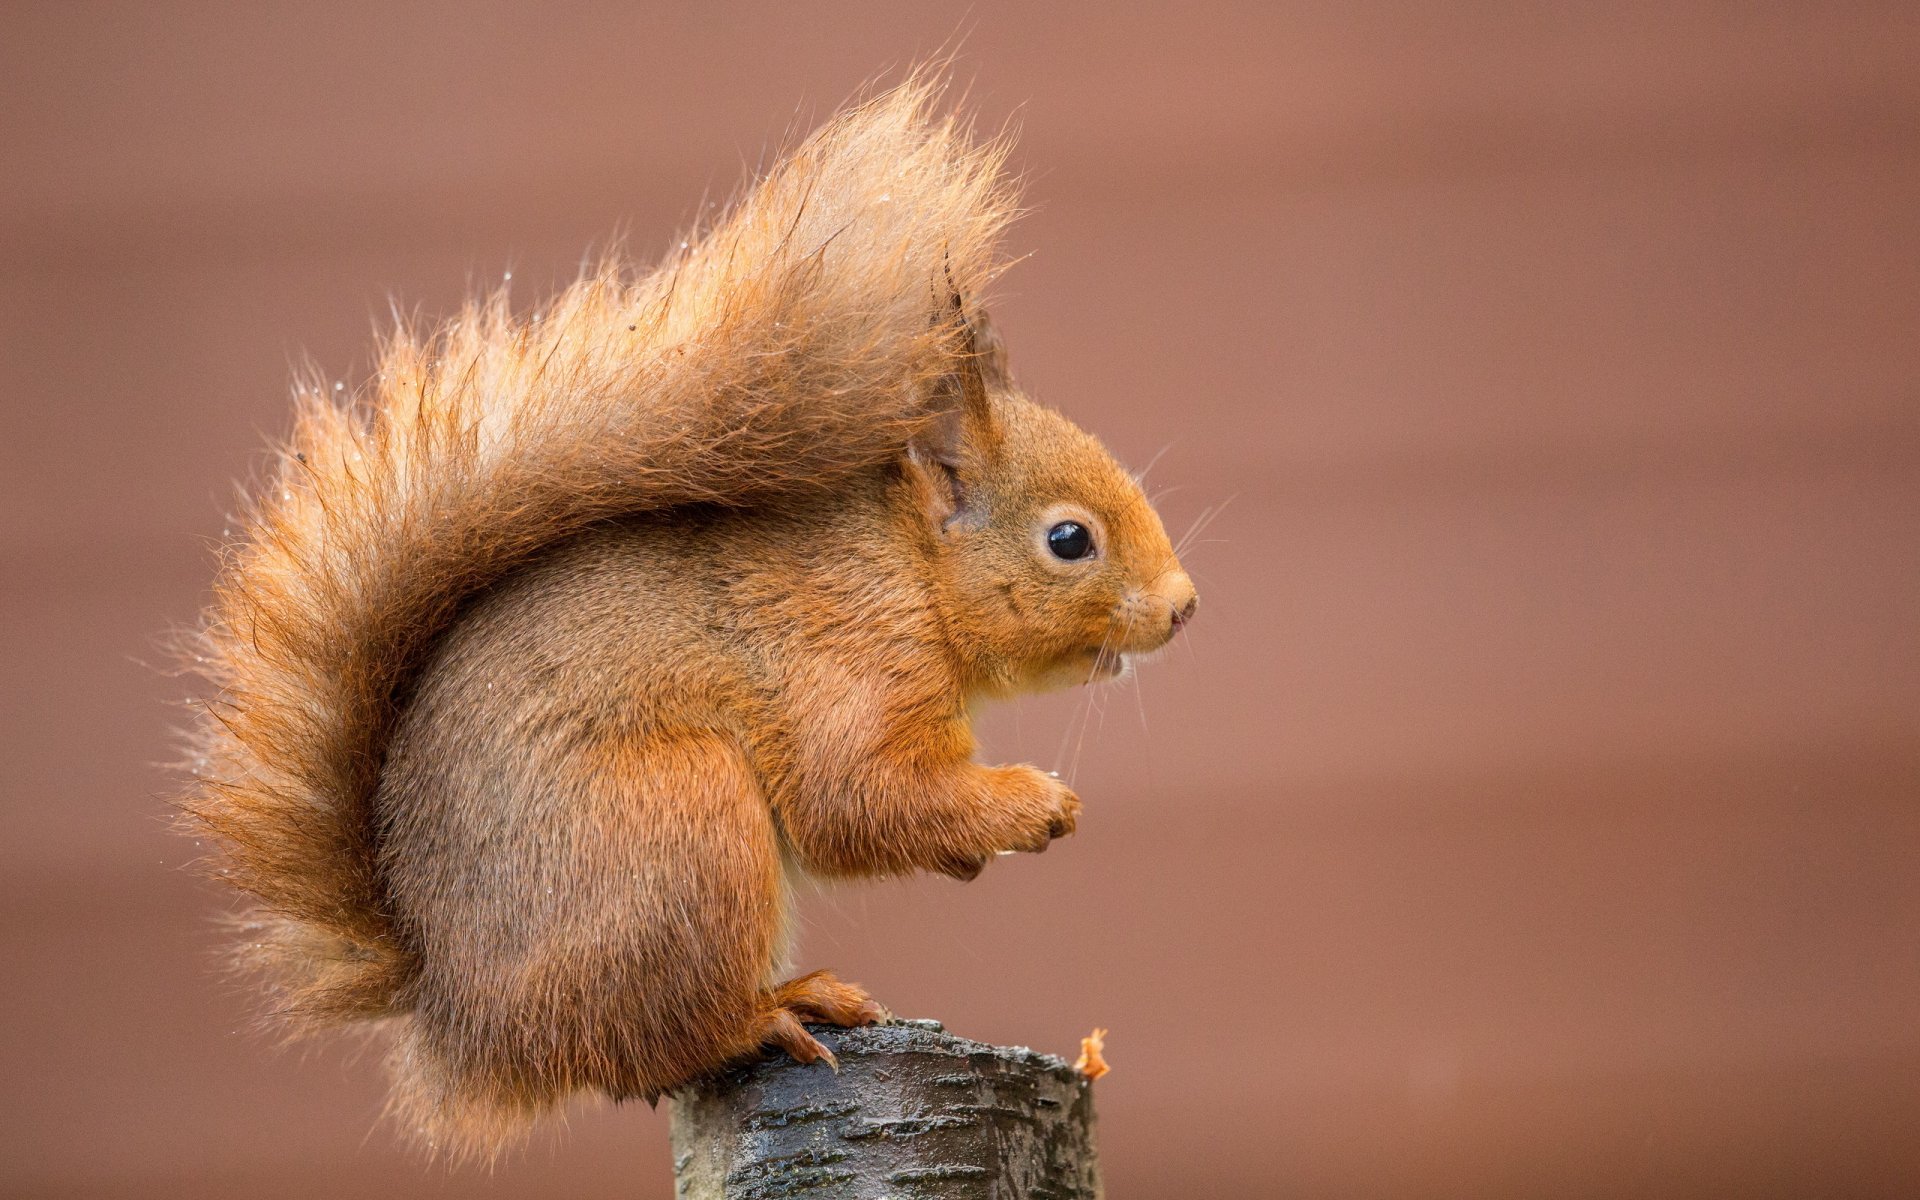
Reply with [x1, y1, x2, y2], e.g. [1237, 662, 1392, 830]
[1073, 1027, 1110, 1080]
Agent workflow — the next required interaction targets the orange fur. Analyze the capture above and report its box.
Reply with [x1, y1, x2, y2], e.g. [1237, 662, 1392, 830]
[179, 75, 1196, 1159]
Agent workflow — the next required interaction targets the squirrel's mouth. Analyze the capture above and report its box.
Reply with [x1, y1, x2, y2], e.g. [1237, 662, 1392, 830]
[1016, 646, 1130, 694]
[1082, 647, 1129, 683]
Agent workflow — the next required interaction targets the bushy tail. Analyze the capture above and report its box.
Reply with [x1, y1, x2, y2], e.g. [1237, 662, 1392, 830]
[179, 77, 1018, 1031]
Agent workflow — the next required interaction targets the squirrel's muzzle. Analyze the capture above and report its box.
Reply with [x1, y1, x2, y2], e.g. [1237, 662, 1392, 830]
[1154, 569, 1199, 639]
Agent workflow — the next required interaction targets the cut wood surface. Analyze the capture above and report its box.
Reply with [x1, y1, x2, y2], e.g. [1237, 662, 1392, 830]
[670, 1020, 1100, 1199]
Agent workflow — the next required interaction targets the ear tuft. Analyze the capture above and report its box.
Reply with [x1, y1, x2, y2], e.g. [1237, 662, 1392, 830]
[906, 288, 1008, 531]
[915, 290, 1004, 460]
[962, 306, 1011, 392]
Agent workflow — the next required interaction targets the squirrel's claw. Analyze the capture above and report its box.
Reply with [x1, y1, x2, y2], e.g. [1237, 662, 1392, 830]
[756, 1007, 838, 1071]
[937, 853, 990, 882]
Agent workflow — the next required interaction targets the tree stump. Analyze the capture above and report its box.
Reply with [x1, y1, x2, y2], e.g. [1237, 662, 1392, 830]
[669, 1018, 1102, 1199]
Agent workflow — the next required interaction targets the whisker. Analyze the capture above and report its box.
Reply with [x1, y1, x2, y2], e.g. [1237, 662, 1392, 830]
[1131, 441, 1176, 486]
[1085, 616, 1115, 686]
[1128, 651, 1151, 734]
[1056, 610, 1120, 778]
[1053, 683, 1095, 783]
[1168, 508, 1213, 564]
[1128, 667, 1160, 798]
[1067, 609, 1124, 781]
[1075, 666, 1115, 782]
[1178, 619, 1202, 665]
[1173, 495, 1235, 561]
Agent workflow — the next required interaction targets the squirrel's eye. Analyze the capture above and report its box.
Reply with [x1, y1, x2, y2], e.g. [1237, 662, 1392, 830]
[1046, 521, 1094, 561]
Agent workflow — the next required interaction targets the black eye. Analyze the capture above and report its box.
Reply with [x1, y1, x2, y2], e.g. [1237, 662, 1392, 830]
[1046, 520, 1094, 561]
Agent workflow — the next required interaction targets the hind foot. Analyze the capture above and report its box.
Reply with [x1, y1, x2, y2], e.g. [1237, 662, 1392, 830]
[752, 970, 887, 1069]
[774, 969, 887, 1027]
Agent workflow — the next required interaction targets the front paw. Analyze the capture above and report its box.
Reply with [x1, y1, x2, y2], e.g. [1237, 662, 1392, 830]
[935, 851, 990, 882]
[1007, 769, 1081, 853]
[1045, 773, 1083, 840]
[930, 767, 1081, 881]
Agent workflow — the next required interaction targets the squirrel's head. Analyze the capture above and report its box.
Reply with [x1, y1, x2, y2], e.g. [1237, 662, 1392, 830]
[905, 306, 1198, 696]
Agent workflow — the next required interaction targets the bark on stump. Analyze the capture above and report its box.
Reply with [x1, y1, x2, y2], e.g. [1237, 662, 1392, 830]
[670, 1018, 1101, 1199]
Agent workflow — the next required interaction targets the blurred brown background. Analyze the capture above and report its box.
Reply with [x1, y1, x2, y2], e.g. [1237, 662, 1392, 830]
[3, 2, 1917, 1196]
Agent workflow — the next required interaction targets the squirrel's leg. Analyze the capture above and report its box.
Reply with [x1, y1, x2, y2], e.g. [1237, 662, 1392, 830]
[477, 729, 879, 1098]
[566, 732, 877, 1089]
[776, 692, 1081, 882]
[398, 726, 801, 1115]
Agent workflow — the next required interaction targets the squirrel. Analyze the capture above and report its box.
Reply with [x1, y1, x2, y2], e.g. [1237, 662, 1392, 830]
[179, 78, 1197, 1158]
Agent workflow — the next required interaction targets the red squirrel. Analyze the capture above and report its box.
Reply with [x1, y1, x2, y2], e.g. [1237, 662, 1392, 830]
[180, 78, 1196, 1157]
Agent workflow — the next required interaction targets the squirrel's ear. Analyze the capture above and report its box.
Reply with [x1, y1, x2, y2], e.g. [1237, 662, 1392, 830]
[907, 295, 1004, 531]
[961, 305, 1011, 394]
[947, 300, 1009, 433]
[917, 294, 1006, 458]
[904, 434, 974, 532]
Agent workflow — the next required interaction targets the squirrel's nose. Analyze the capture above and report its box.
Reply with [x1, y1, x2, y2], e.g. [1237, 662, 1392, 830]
[1159, 570, 1198, 633]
